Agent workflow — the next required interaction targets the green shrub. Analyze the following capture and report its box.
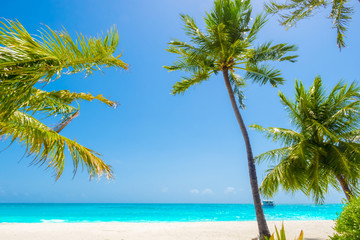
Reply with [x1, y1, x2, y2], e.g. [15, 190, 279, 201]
[331, 196, 360, 240]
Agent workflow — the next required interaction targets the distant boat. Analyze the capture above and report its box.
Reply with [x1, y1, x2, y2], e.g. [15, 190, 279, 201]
[262, 200, 275, 207]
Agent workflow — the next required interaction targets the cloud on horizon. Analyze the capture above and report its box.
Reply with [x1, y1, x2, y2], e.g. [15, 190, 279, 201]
[202, 188, 213, 194]
[189, 188, 213, 195]
[190, 189, 200, 194]
[224, 187, 236, 194]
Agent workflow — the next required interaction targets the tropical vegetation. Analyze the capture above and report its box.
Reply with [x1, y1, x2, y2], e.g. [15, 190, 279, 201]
[265, 222, 303, 240]
[251, 76, 360, 204]
[264, 0, 355, 49]
[0, 19, 128, 180]
[164, 0, 298, 238]
[331, 196, 360, 240]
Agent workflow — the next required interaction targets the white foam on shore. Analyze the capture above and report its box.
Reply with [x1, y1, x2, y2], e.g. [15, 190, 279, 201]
[40, 219, 66, 223]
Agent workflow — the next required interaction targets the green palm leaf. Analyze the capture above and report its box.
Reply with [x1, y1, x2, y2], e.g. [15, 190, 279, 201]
[245, 63, 284, 87]
[1, 111, 112, 180]
[0, 19, 127, 180]
[264, 0, 354, 49]
[0, 19, 127, 120]
[254, 76, 360, 203]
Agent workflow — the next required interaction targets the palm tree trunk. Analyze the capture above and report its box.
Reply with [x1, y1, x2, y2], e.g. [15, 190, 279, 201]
[222, 68, 270, 240]
[335, 174, 353, 201]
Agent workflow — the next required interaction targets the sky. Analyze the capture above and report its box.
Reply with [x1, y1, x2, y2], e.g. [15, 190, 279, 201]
[0, 0, 359, 204]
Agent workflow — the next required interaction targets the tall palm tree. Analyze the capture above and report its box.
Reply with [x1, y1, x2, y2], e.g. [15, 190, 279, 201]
[0, 19, 128, 180]
[251, 76, 360, 203]
[264, 0, 355, 49]
[164, 0, 297, 239]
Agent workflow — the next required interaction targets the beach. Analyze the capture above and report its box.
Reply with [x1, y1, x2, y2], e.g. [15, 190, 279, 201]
[0, 220, 335, 240]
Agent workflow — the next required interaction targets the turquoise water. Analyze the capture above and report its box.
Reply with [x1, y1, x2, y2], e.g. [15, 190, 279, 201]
[0, 204, 342, 223]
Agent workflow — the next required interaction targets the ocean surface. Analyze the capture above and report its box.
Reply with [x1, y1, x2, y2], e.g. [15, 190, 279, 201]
[0, 204, 342, 223]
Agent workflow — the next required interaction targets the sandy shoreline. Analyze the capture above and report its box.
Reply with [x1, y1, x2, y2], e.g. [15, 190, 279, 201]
[0, 220, 335, 240]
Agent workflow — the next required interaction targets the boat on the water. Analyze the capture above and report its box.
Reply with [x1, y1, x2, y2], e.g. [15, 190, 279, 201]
[262, 200, 275, 207]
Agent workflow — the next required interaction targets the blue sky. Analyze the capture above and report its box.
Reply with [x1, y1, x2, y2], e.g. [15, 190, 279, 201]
[0, 0, 359, 203]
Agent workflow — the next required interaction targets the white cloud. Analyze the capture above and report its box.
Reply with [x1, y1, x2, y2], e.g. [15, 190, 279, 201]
[224, 187, 236, 194]
[190, 189, 200, 194]
[190, 188, 214, 195]
[202, 188, 213, 194]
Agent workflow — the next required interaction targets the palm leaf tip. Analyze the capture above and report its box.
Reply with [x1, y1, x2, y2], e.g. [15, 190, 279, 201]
[61, 144, 114, 181]
[171, 80, 192, 95]
[163, 65, 176, 72]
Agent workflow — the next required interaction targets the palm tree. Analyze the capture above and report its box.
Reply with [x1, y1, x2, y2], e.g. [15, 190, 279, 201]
[251, 76, 360, 204]
[164, 0, 297, 239]
[0, 19, 128, 180]
[264, 0, 355, 50]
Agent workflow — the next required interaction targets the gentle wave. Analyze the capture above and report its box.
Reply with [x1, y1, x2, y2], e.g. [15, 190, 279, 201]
[0, 204, 343, 223]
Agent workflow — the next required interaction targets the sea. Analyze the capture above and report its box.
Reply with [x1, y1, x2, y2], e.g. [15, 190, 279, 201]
[0, 204, 343, 223]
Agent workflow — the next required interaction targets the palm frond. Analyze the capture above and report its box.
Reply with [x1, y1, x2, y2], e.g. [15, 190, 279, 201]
[247, 14, 268, 43]
[251, 124, 302, 146]
[165, 40, 215, 73]
[249, 42, 298, 64]
[0, 19, 127, 80]
[180, 14, 209, 47]
[0, 111, 113, 180]
[245, 63, 284, 87]
[21, 88, 117, 118]
[0, 19, 127, 120]
[265, 0, 328, 28]
[0, 19, 127, 180]
[254, 146, 290, 164]
[260, 156, 307, 197]
[329, 0, 353, 49]
[171, 71, 211, 95]
[264, 0, 353, 49]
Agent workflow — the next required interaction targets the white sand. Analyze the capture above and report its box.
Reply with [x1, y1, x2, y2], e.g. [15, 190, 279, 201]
[0, 220, 335, 240]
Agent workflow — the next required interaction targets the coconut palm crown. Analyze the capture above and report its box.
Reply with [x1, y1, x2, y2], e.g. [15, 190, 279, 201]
[0, 19, 128, 180]
[251, 76, 360, 204]
[164, 0, 297, 239]
[165, 0, 298, 101]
